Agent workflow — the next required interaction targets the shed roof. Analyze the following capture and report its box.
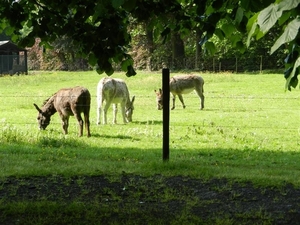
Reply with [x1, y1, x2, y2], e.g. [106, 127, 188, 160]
[0, 40, 26, 54]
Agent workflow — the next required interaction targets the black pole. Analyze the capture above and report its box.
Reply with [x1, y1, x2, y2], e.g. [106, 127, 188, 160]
[162, 68, 170, 161]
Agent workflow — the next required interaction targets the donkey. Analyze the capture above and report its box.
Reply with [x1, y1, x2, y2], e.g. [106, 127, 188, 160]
[97, 77, 135, 124]
[33, 86, 91, 137]
[155, 75, 204, 110]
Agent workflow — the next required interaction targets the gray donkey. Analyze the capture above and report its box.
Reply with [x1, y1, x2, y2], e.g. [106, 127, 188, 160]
[155, 75, 204, 110]
[33, 86, 91, 137]
[97, 77, 135, 124]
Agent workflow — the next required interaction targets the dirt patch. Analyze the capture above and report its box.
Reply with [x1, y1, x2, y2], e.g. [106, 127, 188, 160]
[1, 174, 300, 224]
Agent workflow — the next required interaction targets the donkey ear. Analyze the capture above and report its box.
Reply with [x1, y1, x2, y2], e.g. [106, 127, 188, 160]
[131, 95, 135, 103]
[154, 90, 160, 95]
[159, 88, 163, 94]
[33, 103, 42, 113]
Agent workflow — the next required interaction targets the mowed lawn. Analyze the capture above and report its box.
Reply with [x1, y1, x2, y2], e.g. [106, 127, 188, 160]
[0, 71, 300, 187]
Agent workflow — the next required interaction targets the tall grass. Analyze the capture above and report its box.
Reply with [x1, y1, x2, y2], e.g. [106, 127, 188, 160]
[0, 71, 300, 186]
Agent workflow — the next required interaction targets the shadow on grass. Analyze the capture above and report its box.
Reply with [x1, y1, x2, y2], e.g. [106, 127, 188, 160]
[99, 134, 138, 140]
[1, 173, 300, 225]
[133, 120, 162, 125]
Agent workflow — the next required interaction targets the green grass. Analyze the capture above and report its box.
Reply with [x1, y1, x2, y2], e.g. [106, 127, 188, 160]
[1, 71, 300, 186]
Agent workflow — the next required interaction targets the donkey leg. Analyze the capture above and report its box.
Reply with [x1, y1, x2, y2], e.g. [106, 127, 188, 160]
[84, 113, 91, 137]
[103, 102, 111, 124]
[113, 104, 118, 124]
[74, 113, 84, 137]
[96, 100, 102, 125]
[61, 117, 69, 135]
[171, 94, 176, 110]
[195, 88, 205, 110]
[178, 94, 186, 109]
[120, 103, 127, 124]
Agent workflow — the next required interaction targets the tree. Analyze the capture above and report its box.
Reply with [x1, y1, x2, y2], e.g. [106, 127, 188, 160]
[0, 0, 299, 88]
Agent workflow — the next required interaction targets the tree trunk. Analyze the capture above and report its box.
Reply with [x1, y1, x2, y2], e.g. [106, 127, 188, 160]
[145, 22, 154, 71]
[195, 28, 203, 70]
[172, 32, 185, 70]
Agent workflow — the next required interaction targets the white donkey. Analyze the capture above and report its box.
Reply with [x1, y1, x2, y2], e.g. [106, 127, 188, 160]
[155, 75, 204, 110]
[97, 77, 135, 124]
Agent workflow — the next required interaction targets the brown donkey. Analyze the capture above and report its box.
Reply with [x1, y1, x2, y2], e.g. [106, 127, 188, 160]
[34, 86, 91, 137]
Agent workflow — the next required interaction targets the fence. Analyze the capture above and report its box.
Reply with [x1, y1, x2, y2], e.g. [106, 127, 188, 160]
[0, 94, 299, 132]
[156, 54, 284, 72]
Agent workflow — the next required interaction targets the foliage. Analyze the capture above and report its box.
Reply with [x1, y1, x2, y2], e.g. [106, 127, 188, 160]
[0, 0, 136, 76]
[246, 0, 300, 90]
[0, 0, 300, 85]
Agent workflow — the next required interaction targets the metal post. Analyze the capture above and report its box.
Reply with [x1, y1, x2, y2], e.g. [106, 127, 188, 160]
[162, 68, 170, 161]
[236, 56, 238, 73]
[260, 55, 263, 74]
[24, 50, 28, 75]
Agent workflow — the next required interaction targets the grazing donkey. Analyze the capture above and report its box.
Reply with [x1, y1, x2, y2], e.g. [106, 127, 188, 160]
[155, 75, 204, 110]
[33, 86, 91, 137]
[97, 77, 135, 124]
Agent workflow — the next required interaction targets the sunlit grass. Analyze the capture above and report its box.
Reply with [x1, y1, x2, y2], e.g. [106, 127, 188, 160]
[0, 71, 300, 186]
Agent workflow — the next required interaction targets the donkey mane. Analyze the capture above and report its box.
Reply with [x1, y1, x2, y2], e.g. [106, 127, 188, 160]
[42, 96, 53, 106]
[41, 95, 56, 116]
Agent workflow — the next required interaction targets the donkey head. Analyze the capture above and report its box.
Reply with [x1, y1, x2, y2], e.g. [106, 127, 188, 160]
[33, 103, 51, 130]
[125, 96, 135, 122]
[154, 89, 163, 110]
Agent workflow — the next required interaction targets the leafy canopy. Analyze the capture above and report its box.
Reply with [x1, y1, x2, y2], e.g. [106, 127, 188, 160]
[0, 0, 300, 89]
[247, 0, 300, 90]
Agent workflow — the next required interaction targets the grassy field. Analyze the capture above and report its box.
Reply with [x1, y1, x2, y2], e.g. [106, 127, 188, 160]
[0, 70, 300, 187]
[1, 70, 300, 224]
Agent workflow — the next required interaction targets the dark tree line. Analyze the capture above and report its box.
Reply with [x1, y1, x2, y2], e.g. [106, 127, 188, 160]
[23, 23, 284, 73]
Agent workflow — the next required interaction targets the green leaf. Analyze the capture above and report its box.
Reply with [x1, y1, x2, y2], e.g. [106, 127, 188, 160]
[105, 67, 114, 76]
[112, 0, 124, 9]
[278, 11, 291, 26]
[121, 58, 133, 72]
[246, 13, 258, 47]
[271, 17, 300, 54]
[277, 0, 300, 12]
[230, 34, 242, 47]
[204, 41, 216, 55]
[235, 7, 244, 25]
[214, 28, 224, 40]
[257, 4, 281, 33]
[123, 0, 136, 11]
[221, 23, 236, 37]
[240, 0, 250, 11]
[257, 0, 300, 34]
[285, 56, 300, 90]
[235, 41, 246, 54]
[246, 13, 258, 33]
[88, 53, 97, 66]
[126, 65, 136, 77]
[289, 75, 298, 89]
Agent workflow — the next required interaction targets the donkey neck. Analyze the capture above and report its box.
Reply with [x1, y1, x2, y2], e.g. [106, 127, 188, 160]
[42, 97, 57, 116]
[125, 95, 132, 108]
